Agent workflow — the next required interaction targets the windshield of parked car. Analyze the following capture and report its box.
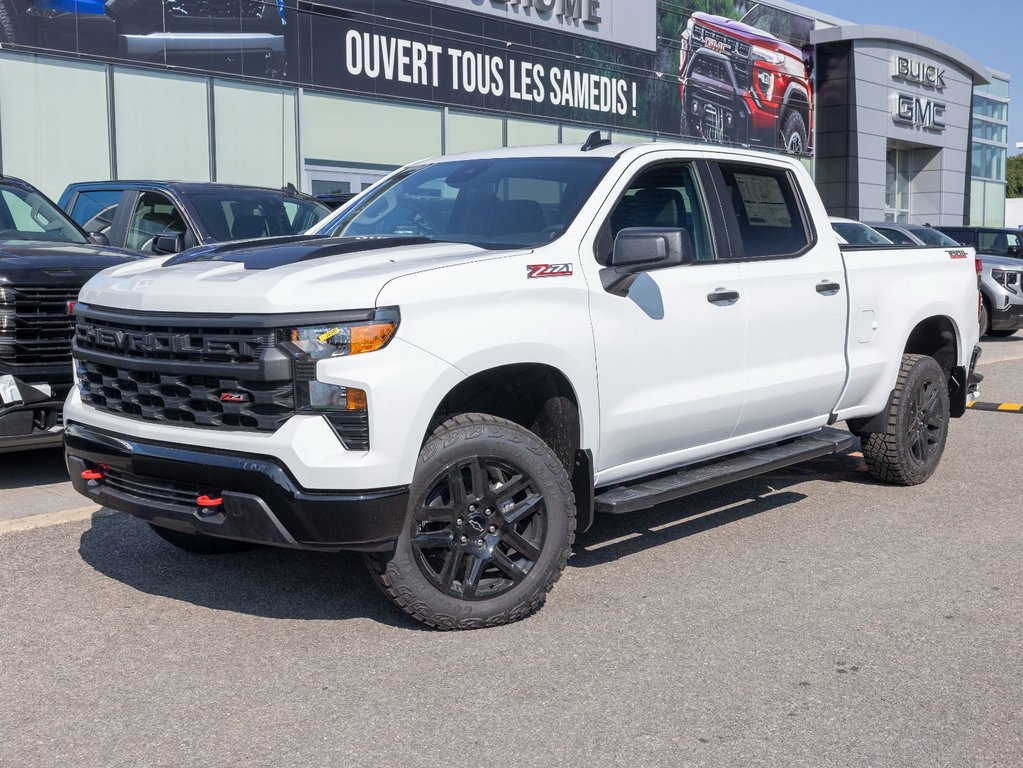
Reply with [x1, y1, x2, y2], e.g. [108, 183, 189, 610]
[188, 190, 331, 242]
[320, 157, 615, 249]
[831, 221, 893, 246]
[0, 186, 88, 245]
[741, 4, 813, 47]
[906, 226, 959, 247]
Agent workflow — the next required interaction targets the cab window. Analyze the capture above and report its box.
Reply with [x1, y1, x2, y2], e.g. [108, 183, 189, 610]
[602, 162, 713, 263]
[126, 192, 188, 253]
[70, 190, 122, 237]
[718, 163, 811, 259]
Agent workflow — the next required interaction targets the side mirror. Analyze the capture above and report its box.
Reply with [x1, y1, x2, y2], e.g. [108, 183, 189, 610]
[601, 227, 694, 296]
[87, 231, 109, 247]
[153, 233, 185, 254]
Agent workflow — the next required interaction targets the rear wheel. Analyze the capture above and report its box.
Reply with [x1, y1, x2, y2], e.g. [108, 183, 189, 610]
[862, 354, 950, 486]
[0, 0, 24, 43]
[366, 413, 575, 630]
[779, 109, 808, 155]
[149, 524, 257, 554]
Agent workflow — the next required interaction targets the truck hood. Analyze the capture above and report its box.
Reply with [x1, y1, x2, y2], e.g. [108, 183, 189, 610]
[979, 253, 1023, 269]
[0, 241, 143, 284]
[79, 236, 526, 313]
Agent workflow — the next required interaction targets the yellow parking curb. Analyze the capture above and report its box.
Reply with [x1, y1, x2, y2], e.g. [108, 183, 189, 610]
[0, 505, 118, 536]
[967, 401, 1023, 413]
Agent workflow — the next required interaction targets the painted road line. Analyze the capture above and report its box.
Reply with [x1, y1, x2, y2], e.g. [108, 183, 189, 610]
[967, 401, 1023, 413]
[0, 505, 117, 536]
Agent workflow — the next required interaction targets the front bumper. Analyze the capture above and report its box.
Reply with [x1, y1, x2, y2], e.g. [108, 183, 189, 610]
[0, 377, 66, 453]
[990, 301, 1023, 331]
[64, 422, 409, 552]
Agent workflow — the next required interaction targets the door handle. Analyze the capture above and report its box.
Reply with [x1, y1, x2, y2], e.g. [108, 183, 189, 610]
[816, 280, 842, 296]
[707, 289, 740, 306]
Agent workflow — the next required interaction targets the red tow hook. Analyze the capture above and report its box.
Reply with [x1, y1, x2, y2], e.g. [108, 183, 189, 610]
[196, 495, 224, 508]
[81, 469, 104, 481]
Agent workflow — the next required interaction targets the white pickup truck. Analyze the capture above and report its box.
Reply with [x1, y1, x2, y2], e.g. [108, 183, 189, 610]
[64, 138, 981, 630]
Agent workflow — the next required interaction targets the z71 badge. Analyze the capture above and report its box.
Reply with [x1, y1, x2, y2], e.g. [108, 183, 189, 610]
[527, 263, 574, 279]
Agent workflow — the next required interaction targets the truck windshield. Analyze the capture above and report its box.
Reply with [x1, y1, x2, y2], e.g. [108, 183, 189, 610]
[188, 190, 331, 242]
[321, 157, 615, 249]
[0, 186, 88, 245]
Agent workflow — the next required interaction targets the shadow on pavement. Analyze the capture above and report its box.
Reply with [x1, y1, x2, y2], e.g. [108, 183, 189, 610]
[0, 448, 69, 490]
[573, 450, 874, 567]
[981, 333, 1021, 344]
[78, 512, 423, 629]
[77, 451, 873, 623]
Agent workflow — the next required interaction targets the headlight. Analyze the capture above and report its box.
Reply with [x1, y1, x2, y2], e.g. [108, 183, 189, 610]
[751, 45, 785, 66]
[283, 307, 399, 360]
[279, 307, 398, 452]
[992, 269, 1006, 286]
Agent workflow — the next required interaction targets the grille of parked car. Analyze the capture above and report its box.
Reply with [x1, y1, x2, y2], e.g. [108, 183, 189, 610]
[0, 284, 78, 367]
[73, 310, 293, 432]
[166, 0, 265, 19]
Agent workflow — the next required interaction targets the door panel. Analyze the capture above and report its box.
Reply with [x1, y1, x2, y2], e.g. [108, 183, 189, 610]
[587, 160, 746, 474]
[713, 161, 847, 435]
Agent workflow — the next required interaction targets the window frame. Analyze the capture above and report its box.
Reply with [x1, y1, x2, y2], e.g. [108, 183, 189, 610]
[124, 189, 193, 253]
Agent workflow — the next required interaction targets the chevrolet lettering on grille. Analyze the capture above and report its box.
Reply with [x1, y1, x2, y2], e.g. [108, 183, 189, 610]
[84, 326, 258, 358]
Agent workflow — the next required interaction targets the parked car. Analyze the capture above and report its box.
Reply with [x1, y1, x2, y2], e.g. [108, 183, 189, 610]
[936, 225, 1023, 337]
[829, 217, 893, 245]
[58, 181, 330, 255]
[0, 0, 290, 78]
[65, 141, 981, 629]
[315, 192, 359, 211]
[0, 175, 140, 453]
[865, 222, 961, 249]
[678, 3, 817, 153]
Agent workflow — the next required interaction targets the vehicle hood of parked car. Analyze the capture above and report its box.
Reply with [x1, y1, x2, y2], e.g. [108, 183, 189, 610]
[979, 253, 1023, 270]
[0, 241, 142, 275]
[78, 235, 528, 313]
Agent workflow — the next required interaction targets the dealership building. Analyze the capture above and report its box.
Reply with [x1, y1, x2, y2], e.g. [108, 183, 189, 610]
[0, 0, 1009, 226]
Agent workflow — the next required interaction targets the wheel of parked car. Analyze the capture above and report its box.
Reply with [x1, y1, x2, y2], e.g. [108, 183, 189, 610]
[861, 354, 950, 486]
[149, 524, 258, 554]
[365, 413, 576, 630]
[979, 299, 991, 337]
[780, 109, 808, 155]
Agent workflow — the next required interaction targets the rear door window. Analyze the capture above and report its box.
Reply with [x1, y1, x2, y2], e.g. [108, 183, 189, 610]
[717, 163, 812, 258]
[70, 190, 122, 238]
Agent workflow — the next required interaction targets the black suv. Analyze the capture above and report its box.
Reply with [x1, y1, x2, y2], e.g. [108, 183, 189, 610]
[59, 181, 330, 256]
[0, 176, 141, 452]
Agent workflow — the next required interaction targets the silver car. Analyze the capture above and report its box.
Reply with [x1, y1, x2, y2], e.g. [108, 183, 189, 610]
[869, 222, 1020, 338]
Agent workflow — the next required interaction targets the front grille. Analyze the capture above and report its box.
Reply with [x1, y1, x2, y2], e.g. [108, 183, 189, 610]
[103, 467, 203, 508]
[75, 314, 277, 365]
[77, 359, 295, 431]
[0, 284, 78, 366]
[691, 24, 751, 89]
[166, 0, 265, 19]
[693, 24, 752, 60]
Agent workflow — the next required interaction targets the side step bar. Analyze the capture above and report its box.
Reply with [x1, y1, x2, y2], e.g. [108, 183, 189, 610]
[594, 427, 856, 515]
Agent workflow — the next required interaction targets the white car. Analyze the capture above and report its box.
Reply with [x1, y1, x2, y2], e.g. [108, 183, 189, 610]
[64, 139, 982, 629]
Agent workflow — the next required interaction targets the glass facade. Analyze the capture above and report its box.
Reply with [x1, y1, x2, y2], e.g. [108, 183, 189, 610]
[970, 73, 1010, 226]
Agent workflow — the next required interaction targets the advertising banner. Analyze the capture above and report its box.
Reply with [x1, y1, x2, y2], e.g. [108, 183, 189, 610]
[0, 0, 817, 156]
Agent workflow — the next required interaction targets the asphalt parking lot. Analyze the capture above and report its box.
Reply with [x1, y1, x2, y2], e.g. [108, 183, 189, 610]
[2, 339, 1022, 767]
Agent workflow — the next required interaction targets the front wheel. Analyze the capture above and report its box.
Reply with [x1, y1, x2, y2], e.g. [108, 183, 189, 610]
[862, 354, 950, 486]
[366, 413, 576, 630]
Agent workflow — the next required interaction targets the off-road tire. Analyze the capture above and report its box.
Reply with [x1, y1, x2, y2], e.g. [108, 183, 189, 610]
[862, 354, 950, 486]
[779, 109, 808, 155]
[149, 524, 257, 554]
[680, 107, 693, 139]
[366, 413, 576, 630]
[979, 298, 991, 337]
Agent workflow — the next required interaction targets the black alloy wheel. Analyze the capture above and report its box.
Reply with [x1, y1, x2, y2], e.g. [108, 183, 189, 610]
[366, 413, 575, 630]
[905, 378, 944, 466]
[411, 456, 546, 601]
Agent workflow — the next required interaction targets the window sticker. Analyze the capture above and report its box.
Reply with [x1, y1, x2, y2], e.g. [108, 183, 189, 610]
[734, 173, 792, 228]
